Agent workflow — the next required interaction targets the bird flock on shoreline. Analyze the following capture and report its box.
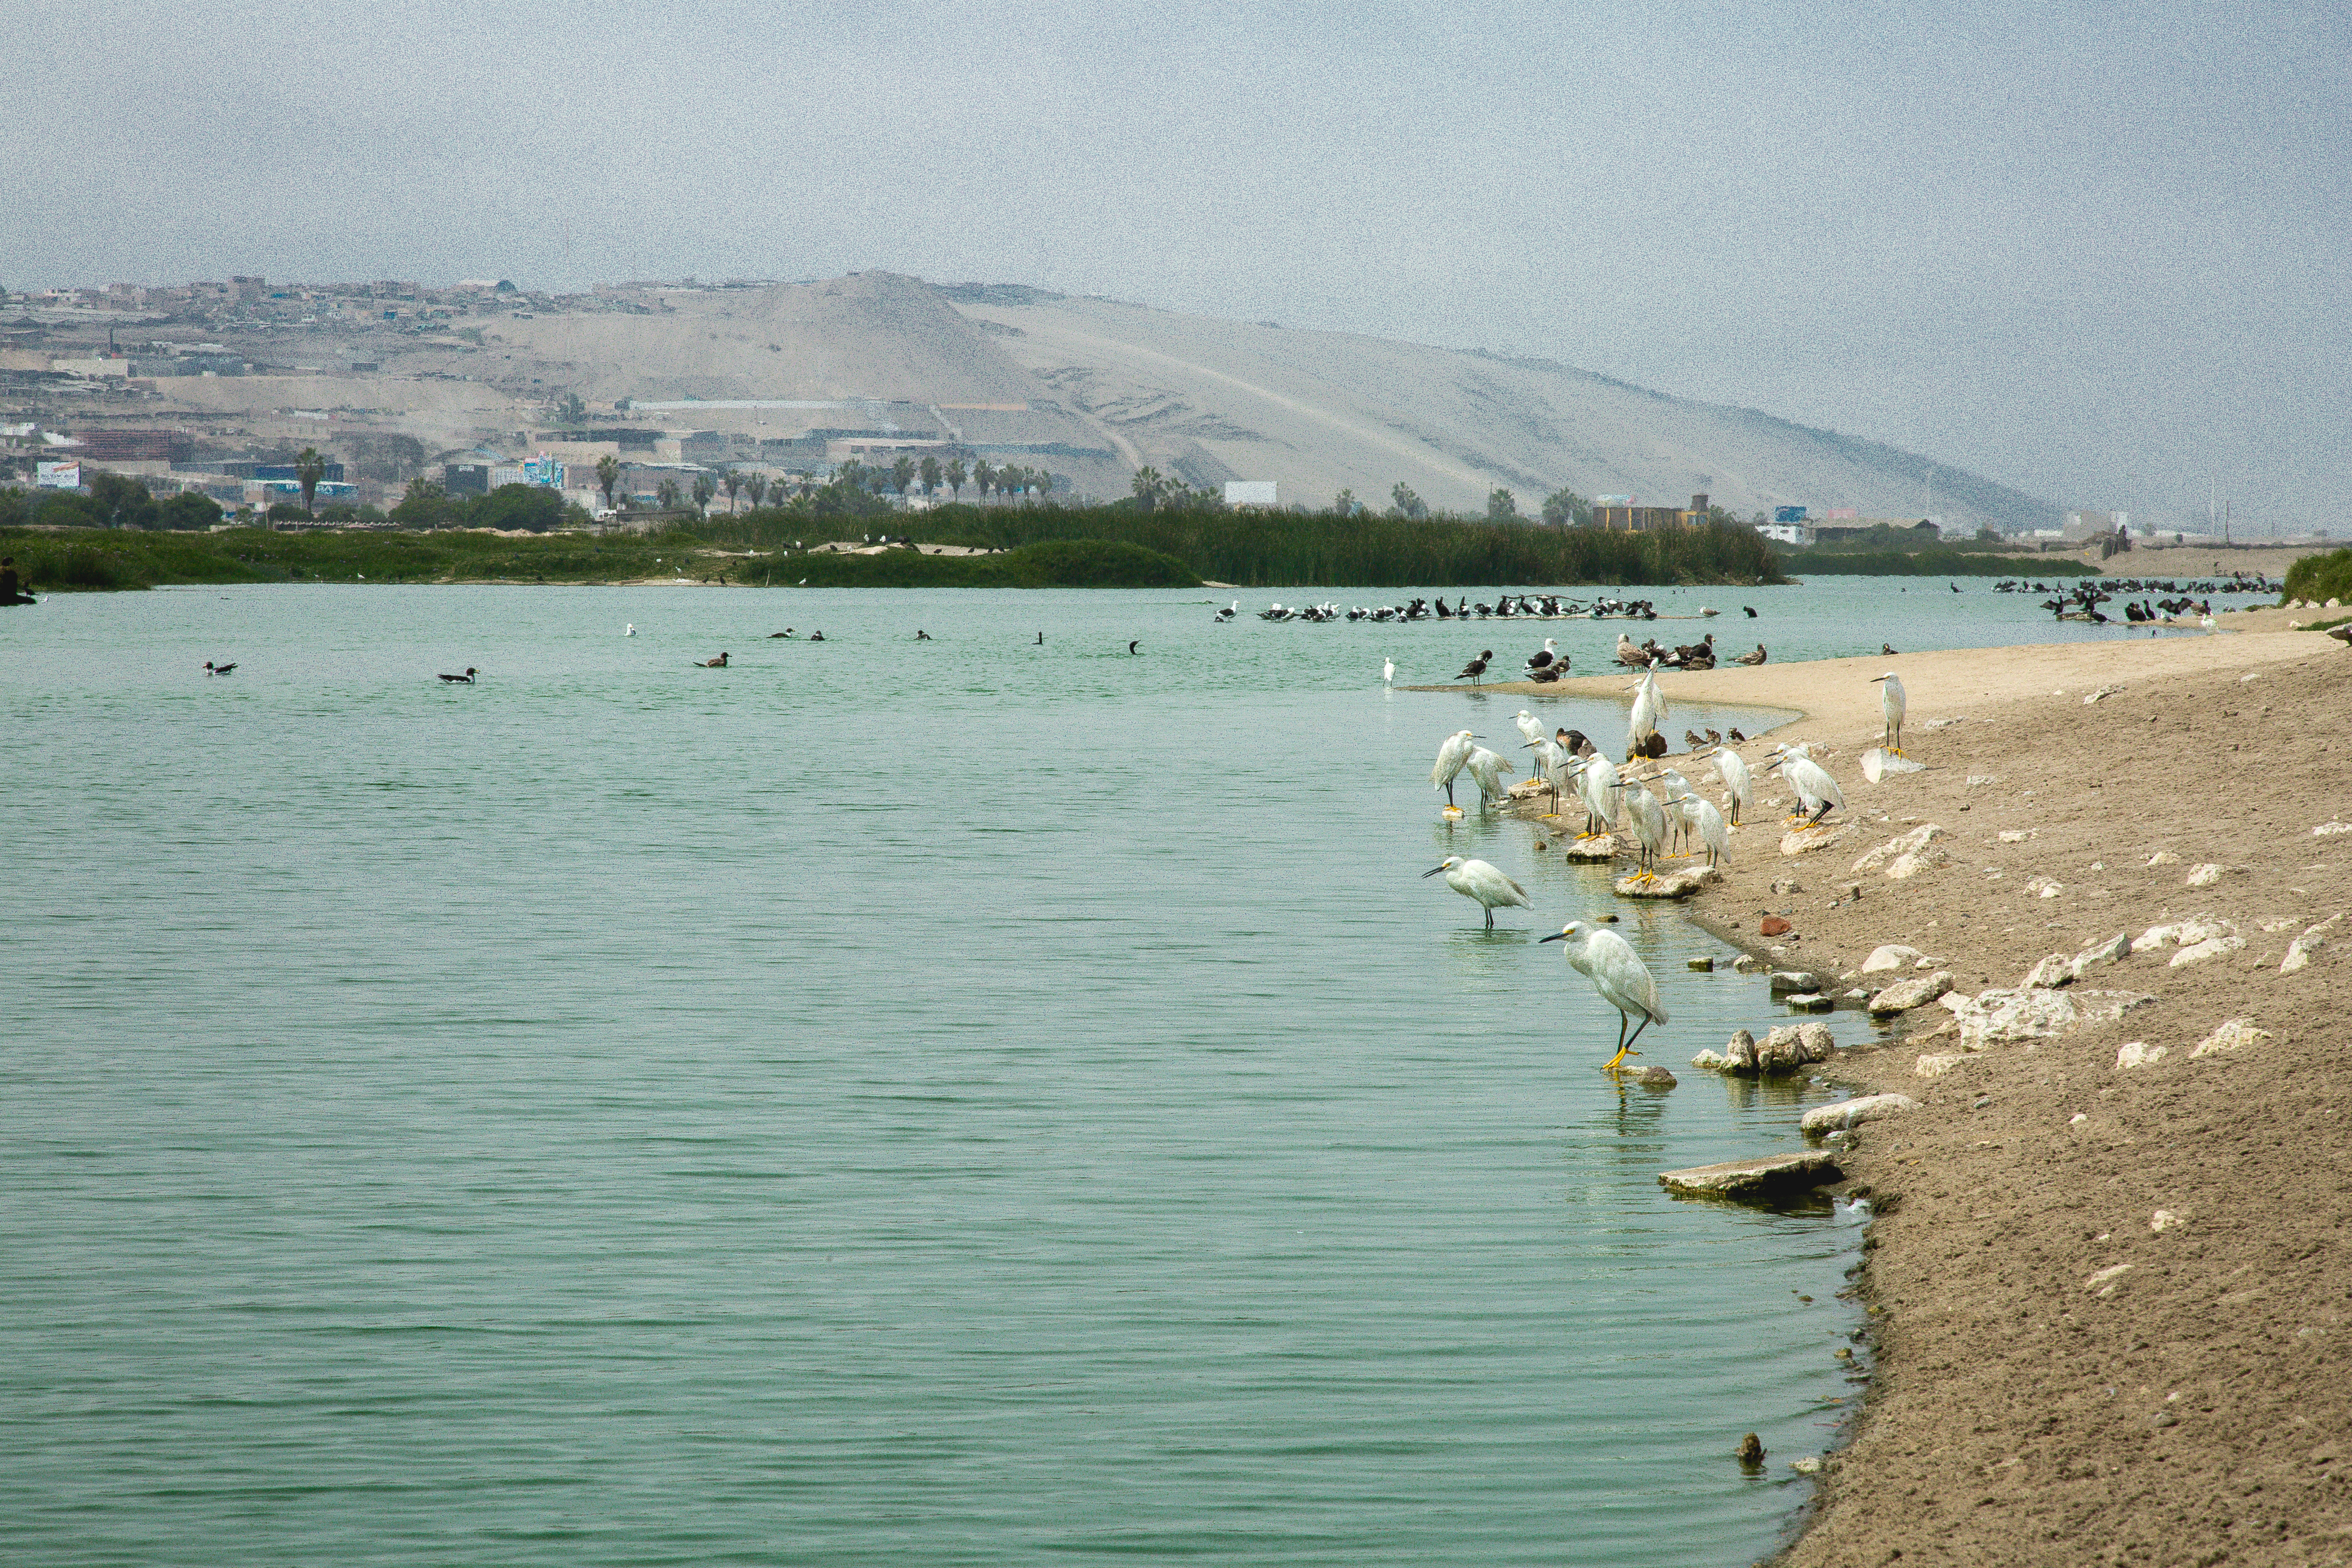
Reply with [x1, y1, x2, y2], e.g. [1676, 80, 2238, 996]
[1416, 653, 1923, 1074]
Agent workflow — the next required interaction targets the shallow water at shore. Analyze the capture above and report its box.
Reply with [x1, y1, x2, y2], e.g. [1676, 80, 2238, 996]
[0, 584, 1907, 1565]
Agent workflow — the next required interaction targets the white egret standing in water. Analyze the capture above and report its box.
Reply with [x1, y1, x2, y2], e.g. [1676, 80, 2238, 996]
[1464, 745, 1516, 808]
[1383, 656, 1395, 686]
[1617, 779, 1669, 881]
[1542, 921, 1668, 1070]
[1431, 730, 1477, 807]
[1422, 856, 1532, 929]
[1872, 672, 1908, 754]
[1576, 753, 1619, 840]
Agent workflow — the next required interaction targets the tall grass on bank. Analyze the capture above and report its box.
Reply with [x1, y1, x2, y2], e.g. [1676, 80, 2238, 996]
[2283, 548, 2352, 605]
[1783, 548, 2095, 578]
[733, 539, 1198, 588]
[670, 503, 1783, 588]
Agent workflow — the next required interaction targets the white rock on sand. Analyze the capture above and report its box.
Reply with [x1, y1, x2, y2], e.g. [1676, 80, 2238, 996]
[2185, 863, 2226, 888]
[1915, 1052, 1968, 1078]
[2189, 1018, 2274, 1058]
[2070, 932, 2130, 979]
[1861, 943, 1927, 973]
[1801, 1093, 1918, 1134]
[1868, 971, 1953, 1017]
[1956, 987, 2156, 1051]
[2116, 1041, 2169, 1069]
[2282, 913, 2344, 973]
[2131, 915, 2239, 954]
[1853, 825, 1944, 876]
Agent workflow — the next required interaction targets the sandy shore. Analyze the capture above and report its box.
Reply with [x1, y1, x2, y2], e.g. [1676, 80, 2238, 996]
[1475, 624, 2351, 1562]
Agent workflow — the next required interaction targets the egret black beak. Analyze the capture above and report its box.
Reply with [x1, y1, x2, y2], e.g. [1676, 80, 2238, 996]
[1539, 930, 1569, 942]
[1421, 865, 1448, 878]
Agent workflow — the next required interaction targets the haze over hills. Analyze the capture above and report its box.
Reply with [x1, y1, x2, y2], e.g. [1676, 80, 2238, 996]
[18, 270, 2057, 532]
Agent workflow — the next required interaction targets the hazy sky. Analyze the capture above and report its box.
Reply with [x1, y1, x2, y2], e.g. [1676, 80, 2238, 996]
[8, 0, 2345, 530]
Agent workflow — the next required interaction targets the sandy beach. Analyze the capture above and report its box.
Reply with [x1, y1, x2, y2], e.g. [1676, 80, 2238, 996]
[1472, 620, 2350, 1563]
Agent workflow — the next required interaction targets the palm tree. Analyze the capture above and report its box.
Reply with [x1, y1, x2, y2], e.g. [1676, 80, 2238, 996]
[1131, 466, 1164, 511]
[692, 474, 716, 518]
[973, 460, 996, 501]
[891, 454, 916, 500]
[656, 478, 681, 511]
[722, 470, 744, 513]
[919, 454, 941, 499]
[295, 446, 326, 519]
[746, 474, 768, 510]
[595, 453, 621, 511]
[945, 459, 965, 501]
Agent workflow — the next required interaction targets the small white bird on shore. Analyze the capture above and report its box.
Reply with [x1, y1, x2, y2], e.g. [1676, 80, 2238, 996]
[1422, 855, 1532, 930]
[1871, 672, 1908, 754]
[1770, 745, 1846, 825]
[1432, 730, 1477, 808]
[1711, 745, 1753, 826]
[1542, 920, 1667, 1070]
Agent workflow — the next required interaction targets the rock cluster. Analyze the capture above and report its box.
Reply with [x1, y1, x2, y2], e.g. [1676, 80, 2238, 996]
[1800, 1092, 1918, 1135]
[1693, 1022, 1835, 1074]
[1867, 970, 1953, 1017]
[1852, 824, 1951, 881]
[1952, 987, 2156, 1051]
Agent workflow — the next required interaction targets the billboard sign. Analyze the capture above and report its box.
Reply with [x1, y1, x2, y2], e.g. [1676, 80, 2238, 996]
[1223, 480, 1277, 507]
[35, 460, 81, 489]
[1595, 494, 1633, 506]
[1773, 505, 1808, 523]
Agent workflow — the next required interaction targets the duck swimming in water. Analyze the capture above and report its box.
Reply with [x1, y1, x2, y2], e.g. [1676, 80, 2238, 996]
[437, 668, 478, 684]
[697, 653, 730, 667]
[204, 660, 236, 675]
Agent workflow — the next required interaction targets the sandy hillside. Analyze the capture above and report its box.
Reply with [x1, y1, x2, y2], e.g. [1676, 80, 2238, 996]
[1470, 625, 2352, 1565]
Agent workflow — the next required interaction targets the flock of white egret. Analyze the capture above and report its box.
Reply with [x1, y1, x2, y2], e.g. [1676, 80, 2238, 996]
[1417, 663, 1898, 1072]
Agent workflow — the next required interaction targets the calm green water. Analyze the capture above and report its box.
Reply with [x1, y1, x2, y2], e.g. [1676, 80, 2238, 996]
[1, 576, 2133, 1566]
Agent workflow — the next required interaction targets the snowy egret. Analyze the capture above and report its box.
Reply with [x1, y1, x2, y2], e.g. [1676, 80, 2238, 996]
[1514, 710, 1546, 754]
[1431, 730, 1477, 807]
[1670, 789, 1730, 869]
[1768, 746, 1845, 824]
[1575, 753, 1619, 840]
[1525, 737, 1569, 813]
[1383, 656, 1395, 686]
[1422, 856, 1532, 929]
[1711, 745, 1754, 826]
[1541, 921, 1668, 1070]
[1621, 779, 1669, 880]
[1464, 745, 1516, 808]
[1871, 672, 1907, 753]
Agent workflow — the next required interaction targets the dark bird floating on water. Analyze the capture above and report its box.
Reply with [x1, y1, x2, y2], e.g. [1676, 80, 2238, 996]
[1734, 645, 1768, 666]
[1456, 650, 1493, 685]
[438, 668, 478, 684]
[1881, 643, 1900, 655]
[1742, 606, 1758, 617]
[204, 660, 236, 675]
[697, 653, 730, 667]
[769, 628, 795, 638]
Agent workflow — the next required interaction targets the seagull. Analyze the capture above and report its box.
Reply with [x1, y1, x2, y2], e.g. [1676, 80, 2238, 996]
[1456, 650, 1493, 685]
[1733, 644, 1767, 666]
[697, 653, 731, 667]
[1541, 921, 1667, 1071]
[1422, 856, 1532, 930]
[1614, 633, 1649, 667]
[437, 668, 478, 684]
[1524, 637, 1560, 674]
[625, 624, 636, 636]
[1871, 672, 1908, 753]
[1431, 729, 1477, 808]
[203, 660, 236, 675]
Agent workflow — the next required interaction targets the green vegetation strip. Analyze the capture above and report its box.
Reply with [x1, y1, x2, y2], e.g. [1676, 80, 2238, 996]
[2284, 548, 2352, 606]
[1780, 548, 2094, 578]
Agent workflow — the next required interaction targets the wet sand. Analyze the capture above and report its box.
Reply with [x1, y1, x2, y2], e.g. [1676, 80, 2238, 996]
[1477, 622, 2352, 1563]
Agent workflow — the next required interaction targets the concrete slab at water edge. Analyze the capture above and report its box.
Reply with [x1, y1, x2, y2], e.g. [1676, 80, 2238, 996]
[1658, 1151, 1842, 1201]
